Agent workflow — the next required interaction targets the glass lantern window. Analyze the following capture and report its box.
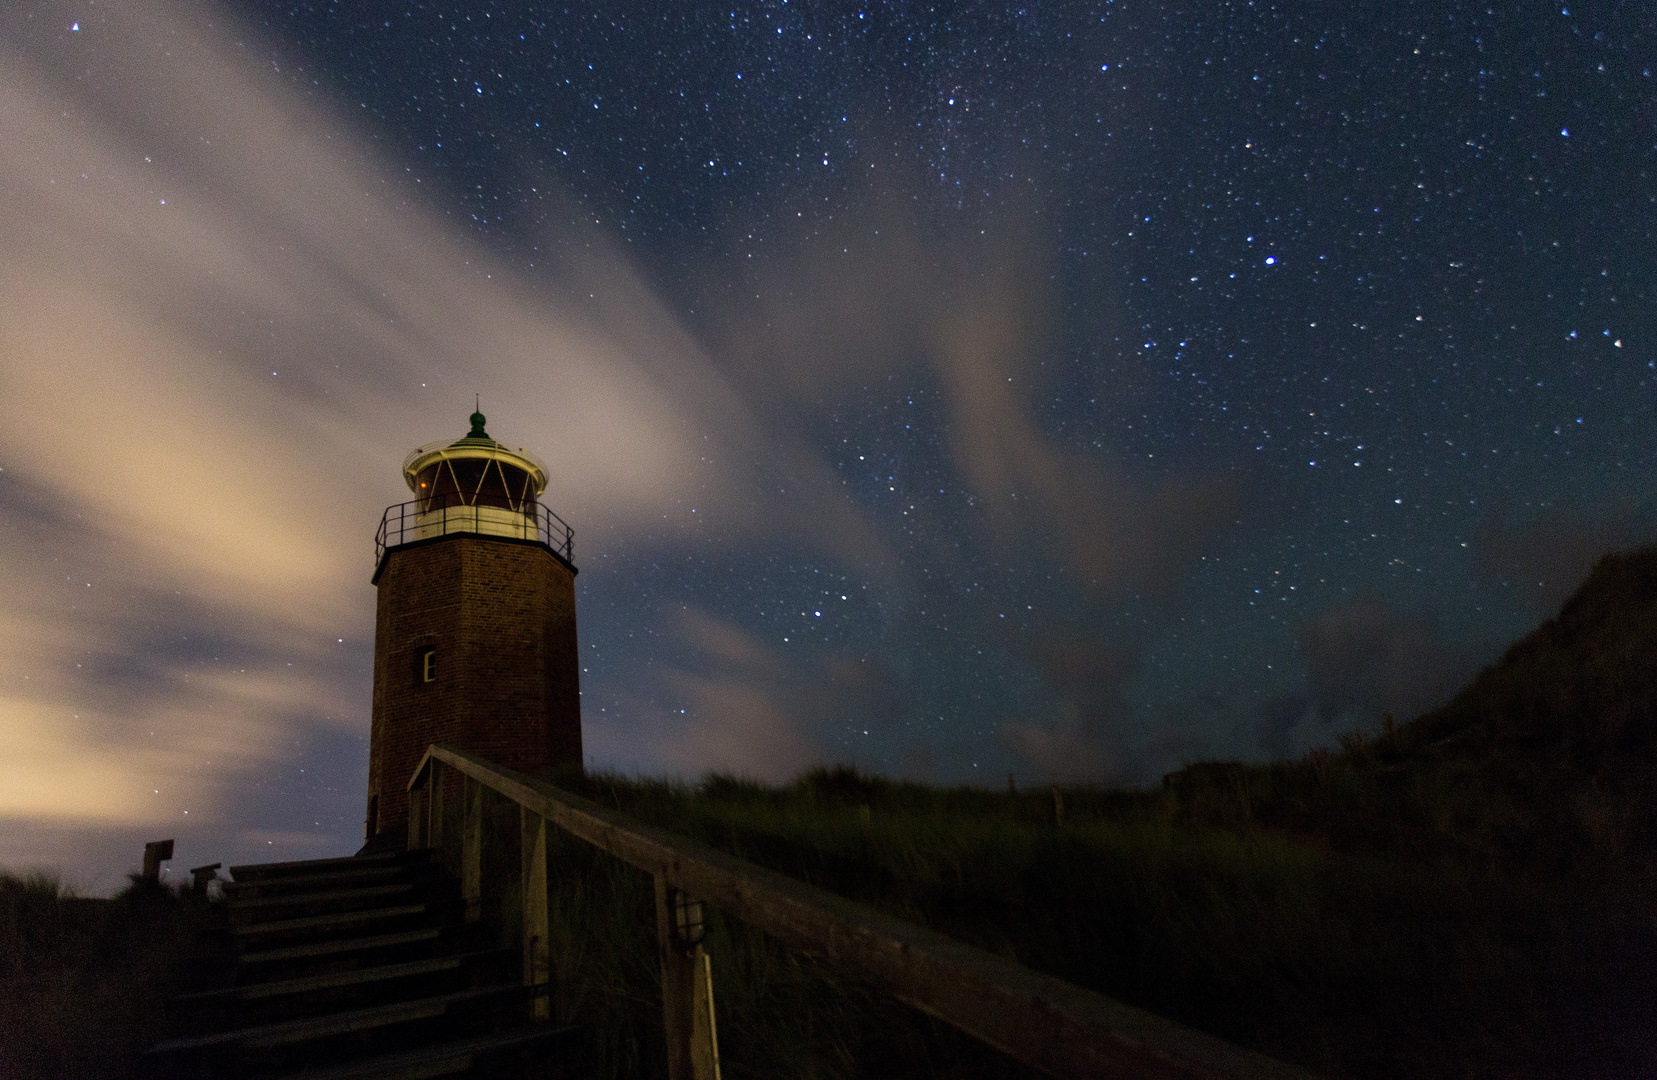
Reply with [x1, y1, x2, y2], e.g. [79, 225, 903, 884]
[413, 457, 539, 512]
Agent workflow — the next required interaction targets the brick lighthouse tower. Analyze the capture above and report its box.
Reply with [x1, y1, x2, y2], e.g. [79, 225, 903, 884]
[364, 410, 581, 842]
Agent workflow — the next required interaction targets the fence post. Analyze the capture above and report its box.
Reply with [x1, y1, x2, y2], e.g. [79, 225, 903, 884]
[463, 775, 483, 923]
[655, 876, 721, 1080]
[141, 839, 174, 883]
[521, 806, 550, 1021]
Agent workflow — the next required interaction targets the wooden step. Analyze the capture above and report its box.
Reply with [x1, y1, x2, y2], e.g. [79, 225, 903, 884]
[230, 850, 413, 883]
[149, 983, 529, 1054]
[230, 882, 422, 919]
[239, 926, 450, 966]
[224, 864, 410, 899]
[265, 1024, 580, 1080]
[231, 902, 448, 940]
[177, 951, 511, 1003]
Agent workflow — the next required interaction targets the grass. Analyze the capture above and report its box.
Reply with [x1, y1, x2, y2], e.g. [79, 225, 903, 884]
[0, 873, 211, 1080]
[517, 547, 1657, 1079]
[530, 767, 1650, 1080]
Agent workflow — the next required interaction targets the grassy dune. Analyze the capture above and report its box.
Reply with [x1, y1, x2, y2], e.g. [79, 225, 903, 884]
[0, 874, 207, 1080]
[535, 547, 1657, 1079]
[539, 767, 1648, 1078]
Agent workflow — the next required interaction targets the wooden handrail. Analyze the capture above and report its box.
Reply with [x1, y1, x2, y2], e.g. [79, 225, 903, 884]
[408, 743, 1317, 1080]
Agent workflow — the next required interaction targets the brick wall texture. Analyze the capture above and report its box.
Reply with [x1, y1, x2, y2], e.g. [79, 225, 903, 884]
[366, 535, 581, 839]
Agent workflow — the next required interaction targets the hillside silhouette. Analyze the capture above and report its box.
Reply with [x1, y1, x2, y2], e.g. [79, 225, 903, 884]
[1168, 544, 1657, 880]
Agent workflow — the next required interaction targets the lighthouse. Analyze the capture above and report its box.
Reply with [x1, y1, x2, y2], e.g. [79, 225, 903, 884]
[364, 411, 582, 842]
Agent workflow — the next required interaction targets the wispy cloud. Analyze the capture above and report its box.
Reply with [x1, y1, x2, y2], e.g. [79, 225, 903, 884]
[0, 0, 1257, 887]
[0, 0, 776, 879]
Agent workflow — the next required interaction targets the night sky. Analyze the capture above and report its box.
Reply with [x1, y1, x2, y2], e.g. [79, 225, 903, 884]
[2, 0, 1653, 890]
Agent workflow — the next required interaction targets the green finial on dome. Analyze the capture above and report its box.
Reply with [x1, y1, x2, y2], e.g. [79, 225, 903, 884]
[467, 395, 488, 440]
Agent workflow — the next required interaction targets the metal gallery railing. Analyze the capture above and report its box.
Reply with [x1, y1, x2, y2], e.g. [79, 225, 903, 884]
[406, 744, 1317, 1080]
[375, 495, 574, 565]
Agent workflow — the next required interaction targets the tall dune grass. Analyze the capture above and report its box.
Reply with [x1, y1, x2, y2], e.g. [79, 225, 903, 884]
[529, 763, 1655, 1080]
[0, 872, 206, 1080]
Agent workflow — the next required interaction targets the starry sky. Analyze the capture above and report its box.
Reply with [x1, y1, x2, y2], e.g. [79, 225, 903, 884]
[1, 0, 1653, 890]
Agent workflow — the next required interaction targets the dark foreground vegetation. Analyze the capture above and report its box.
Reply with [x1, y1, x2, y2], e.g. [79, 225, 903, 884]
[536, 546, 1657, 1079]
[0, 873, 211, 1080]
[8, 547, 1656, 1078]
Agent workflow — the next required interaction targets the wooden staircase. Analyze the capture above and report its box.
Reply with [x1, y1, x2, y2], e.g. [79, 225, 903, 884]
[148, 848, 582, 1079]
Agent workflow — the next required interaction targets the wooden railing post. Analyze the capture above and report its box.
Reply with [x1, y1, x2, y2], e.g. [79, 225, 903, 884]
[462, 775, 483, 923]
[692, 938, 720, 1080]
[521, 806, 550, 1021]
[407, 784, 427, 850]
[655, 875, 721, 1080]
[428, 759, 445, 860]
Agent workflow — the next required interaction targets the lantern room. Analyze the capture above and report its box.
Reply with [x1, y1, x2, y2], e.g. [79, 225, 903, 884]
[406, 411, 546, 511]
[399, 411, 549, 543]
